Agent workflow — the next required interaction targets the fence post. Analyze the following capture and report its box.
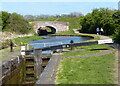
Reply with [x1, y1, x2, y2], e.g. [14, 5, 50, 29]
[34, 49, 42, 79]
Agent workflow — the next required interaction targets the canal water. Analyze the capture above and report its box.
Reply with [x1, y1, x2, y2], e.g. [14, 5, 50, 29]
[29, 36, 91, 53]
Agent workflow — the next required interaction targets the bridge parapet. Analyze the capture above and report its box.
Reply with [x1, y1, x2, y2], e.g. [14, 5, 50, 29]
[29, 21, 69, 33]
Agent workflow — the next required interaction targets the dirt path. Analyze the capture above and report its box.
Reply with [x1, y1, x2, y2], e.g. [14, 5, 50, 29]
[62, 50, 112, 59]
[73, 29, 110, 40]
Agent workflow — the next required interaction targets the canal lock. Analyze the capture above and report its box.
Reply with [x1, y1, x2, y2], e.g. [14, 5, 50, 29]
[2, 53, 52, 85]
[1, 35, 92, 85]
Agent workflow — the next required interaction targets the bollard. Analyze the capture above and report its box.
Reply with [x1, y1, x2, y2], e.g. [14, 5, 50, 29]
[10, 40, 14, 52]
[70, 40, 74, 50]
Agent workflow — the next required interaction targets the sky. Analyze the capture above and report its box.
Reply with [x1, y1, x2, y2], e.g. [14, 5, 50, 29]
[0, 0, 120, 2]
[0, 0, 119, 16]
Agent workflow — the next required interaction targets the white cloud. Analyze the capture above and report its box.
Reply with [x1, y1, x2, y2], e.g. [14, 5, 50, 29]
[0, 0, 119, 2]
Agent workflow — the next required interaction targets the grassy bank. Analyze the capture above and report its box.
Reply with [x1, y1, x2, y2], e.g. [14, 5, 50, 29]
[2, 35, 46, 48]
[13, 35, 46, 45]
[54, 30, 76, 35]
[1, 35, 46, 60]
[0, 47, 21, 60]
[56, 44, 116, 84]
[75, 44, 112, 50]
[56, 53, 116, 84]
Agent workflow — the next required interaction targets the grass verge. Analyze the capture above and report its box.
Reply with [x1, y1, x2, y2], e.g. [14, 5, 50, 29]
[0, 47, 21, 60]
[56, 44, 117, 84]
[75, 44, 112, 50]
[13, 35, 46, 45]
[2, 35, 46, 47]
[56, 52, 116, 84]
[1, 35, 46, 60]
[54, 30, 77, 35]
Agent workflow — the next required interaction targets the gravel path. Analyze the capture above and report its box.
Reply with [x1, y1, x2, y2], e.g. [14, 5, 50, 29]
[73, 29, 110, 40]
[62, 50, 112, 59]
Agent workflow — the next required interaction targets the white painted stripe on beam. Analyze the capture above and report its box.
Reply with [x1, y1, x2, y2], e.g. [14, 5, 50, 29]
[98, 39, 113, 44]
[21, 46, 26, 55]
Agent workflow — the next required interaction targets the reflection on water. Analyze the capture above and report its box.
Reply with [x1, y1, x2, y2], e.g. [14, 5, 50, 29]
[29, 36, 91, 54]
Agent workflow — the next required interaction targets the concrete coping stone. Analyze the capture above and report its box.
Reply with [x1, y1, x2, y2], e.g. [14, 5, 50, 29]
[35, 54, 60, 85]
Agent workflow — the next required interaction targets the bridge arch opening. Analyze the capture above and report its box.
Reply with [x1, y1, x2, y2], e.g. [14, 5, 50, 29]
[37, 26, 56, 36]
[46, 26, 56, 34]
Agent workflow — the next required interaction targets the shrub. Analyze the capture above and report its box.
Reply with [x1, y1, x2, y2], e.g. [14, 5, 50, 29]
[1, 11, 33, 34]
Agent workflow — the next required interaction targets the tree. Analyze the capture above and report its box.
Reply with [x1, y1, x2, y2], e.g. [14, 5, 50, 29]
[2, 12, 33, 34]
[112, 11, 120, 27]
[2, 11, 10, 30]
[69, 12, 83, 17]
[24, 15, 36, 20]
[0, 12, 2, 26]
[114, 28, 120, 44]
[112, 11, 120, 44]
[80, 8, 116, 35]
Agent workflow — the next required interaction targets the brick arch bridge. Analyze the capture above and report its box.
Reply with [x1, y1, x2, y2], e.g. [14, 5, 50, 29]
[29, 21, 69, 33]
